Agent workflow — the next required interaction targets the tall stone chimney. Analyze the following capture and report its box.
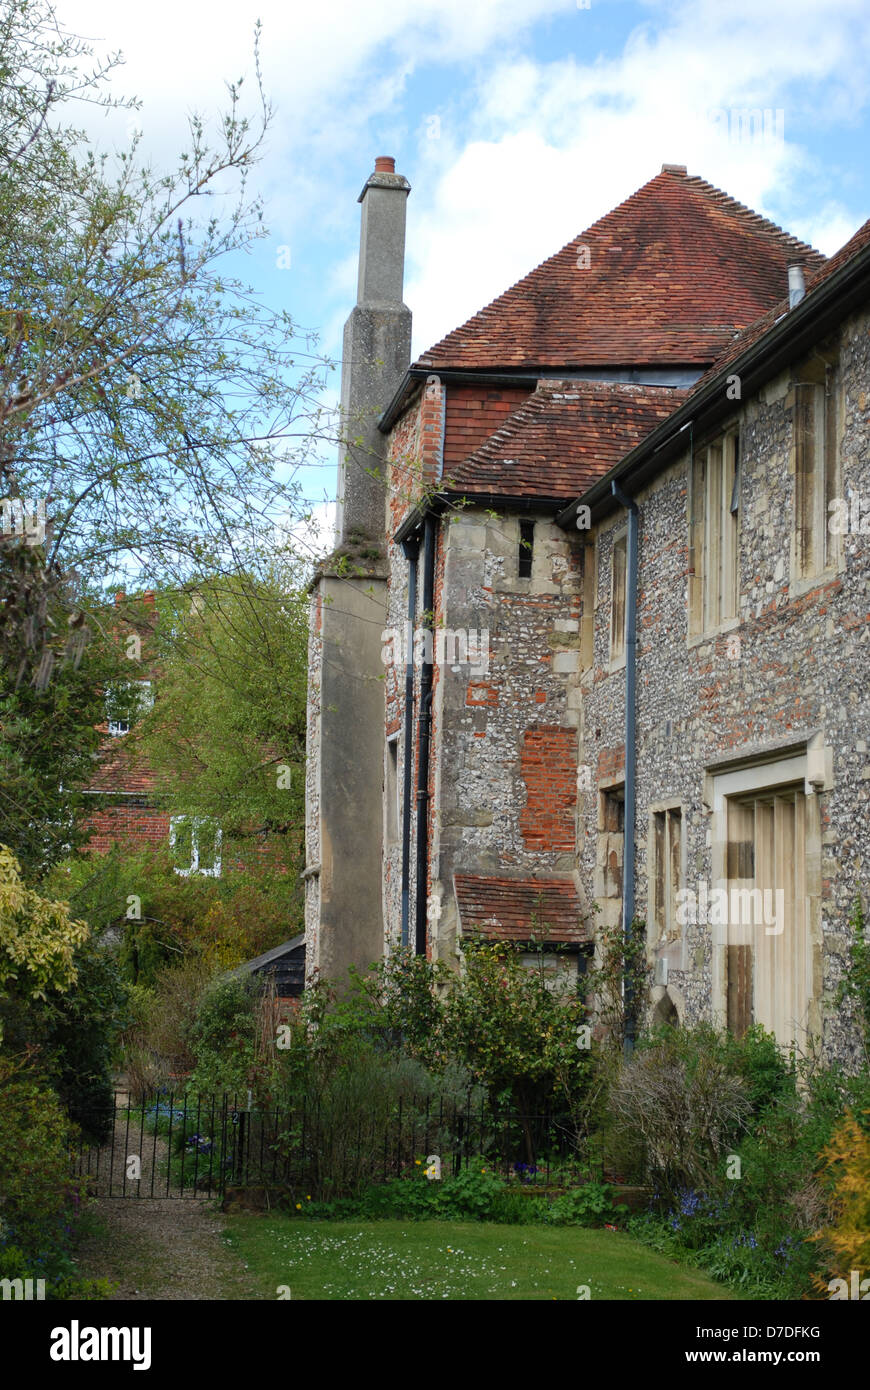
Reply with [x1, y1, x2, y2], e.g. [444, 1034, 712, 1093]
[336, 156, 411, 543]
[304, 158, 411, 991]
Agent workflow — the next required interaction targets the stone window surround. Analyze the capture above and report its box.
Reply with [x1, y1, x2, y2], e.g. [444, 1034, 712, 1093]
[687, 418, 741, 643]
[607, 523, 628, 672]
[703, 733, 831, 1042]
[646, 797, 687, 972]
[385, 732, 400, 845]
[787, 349, 846, 599]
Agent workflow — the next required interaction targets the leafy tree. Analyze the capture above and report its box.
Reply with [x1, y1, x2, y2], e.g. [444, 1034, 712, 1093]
[0, 0, 331, 683]
[45, 842, 301, 984]
[0, 587, 134, 876]
[132, 568, 308, 864]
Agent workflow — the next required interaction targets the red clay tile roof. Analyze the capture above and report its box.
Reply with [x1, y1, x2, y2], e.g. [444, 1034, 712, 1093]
[443, 379, 688, 500]
[689, 214, 870, 394]
[417, 169, 825, 372]
[454, 874, 591, 944]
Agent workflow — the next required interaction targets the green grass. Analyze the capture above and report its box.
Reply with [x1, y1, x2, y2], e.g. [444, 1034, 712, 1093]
[222, 1217, 736, 1301]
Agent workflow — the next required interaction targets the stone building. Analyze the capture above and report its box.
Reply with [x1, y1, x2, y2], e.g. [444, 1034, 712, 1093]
[305, 159, 869, 1060]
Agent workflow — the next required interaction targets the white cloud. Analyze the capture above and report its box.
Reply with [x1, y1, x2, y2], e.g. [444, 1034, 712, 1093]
[403, 0, 870, 354]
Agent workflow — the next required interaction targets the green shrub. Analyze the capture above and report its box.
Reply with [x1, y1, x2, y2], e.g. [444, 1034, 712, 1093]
[548, 1182, 626, 1227]
[0, 1055, 107, 1298]
[189, 974, 261, 1097]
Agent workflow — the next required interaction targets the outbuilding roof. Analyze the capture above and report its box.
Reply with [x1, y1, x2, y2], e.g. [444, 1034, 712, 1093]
[443, 379, 687, 501]
[453, 874, 591, 945]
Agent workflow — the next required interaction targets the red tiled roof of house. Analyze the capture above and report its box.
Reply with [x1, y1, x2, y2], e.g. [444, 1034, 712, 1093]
[689, 214, 870, 394]
[443, 379, 688, 500]
[453, 873, 591, 944]
[417, 169, 825, 372]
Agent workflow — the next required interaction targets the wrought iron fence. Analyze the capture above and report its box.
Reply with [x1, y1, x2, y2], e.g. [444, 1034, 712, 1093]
[70, 1089, 592, 1199]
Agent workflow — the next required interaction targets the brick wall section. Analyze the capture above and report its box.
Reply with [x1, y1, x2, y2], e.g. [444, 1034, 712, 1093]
[442, 385, 531, 474]
[82, 804, 171, 852]
[419, 375, 446, 490]
[519, 725, 578, 851]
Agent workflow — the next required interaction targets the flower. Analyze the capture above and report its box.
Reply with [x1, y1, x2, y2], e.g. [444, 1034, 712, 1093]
[306, 1195, 311, 1201]
[295, 1203, 301, 1210]
[415, 1160, 421, 1166]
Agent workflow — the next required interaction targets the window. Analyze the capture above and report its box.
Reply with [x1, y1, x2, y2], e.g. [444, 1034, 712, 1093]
[386, 736, 400, 844]
[609, 532, 627, 663]
[651, 806, 682, 943]
[518, 520, 535, 578]
[725, 787, 808, 1042]
[105, 680, 152, 737]
[689, 430, 739, 633]
[794, 362, 839, 579]
[169, 815, 222, 877]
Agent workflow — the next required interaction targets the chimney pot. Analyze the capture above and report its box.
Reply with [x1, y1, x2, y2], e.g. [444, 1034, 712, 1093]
[661, 163, 687, 174]
[114, 590, 125, 606]
[787, 262, 806, 309]
[374, 156, 395, 173]
[143, 590, 155, 607]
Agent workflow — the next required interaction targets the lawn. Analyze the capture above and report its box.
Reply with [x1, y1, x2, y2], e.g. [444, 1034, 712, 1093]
[222, 1217, 736, 1301]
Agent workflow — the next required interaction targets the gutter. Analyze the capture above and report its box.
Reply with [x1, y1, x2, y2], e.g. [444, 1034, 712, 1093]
[399, 532, 419, 948]
[556, 238, 870, 528]
[414, 513, 437, 956]
[393, 491, 571, 547]
[380, 364, 703, 434]
[611, 479, 639, 1057]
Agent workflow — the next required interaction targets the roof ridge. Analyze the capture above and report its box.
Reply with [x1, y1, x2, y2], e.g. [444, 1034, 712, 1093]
[679, 173, 825, 261]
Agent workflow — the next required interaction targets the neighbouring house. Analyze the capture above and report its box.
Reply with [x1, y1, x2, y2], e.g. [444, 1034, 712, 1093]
[305, 157, 870, 1062]
[81, 591, 288, 900]
[81, 590, 177, 858]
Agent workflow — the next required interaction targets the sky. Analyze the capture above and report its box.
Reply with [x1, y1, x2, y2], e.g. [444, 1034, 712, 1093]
[56, 0, 870, 532]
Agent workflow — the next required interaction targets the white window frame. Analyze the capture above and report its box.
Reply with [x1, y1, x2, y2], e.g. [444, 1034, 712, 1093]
[106, 679, 153, 737]
[169, 814, 222, 878]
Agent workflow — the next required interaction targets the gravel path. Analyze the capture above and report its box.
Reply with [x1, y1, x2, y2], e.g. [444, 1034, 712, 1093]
[75, 1197, 259, 1301]
[73, 1087, 259, 1301]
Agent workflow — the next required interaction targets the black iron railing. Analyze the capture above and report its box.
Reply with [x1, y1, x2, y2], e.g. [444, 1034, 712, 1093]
[70, 1089, 593, 1199]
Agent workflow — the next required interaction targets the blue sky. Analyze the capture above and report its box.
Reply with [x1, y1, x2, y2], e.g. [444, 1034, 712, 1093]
[59, 0, 870, 537]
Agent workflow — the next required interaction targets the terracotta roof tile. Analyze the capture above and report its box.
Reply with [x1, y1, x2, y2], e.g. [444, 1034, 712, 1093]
[443, 379, 688, 500]
[417, 169, 825, 372]
[689, 214, 870, 394]
[453, 874, 591, 944]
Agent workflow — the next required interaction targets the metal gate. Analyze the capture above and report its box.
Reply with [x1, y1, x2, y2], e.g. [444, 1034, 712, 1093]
[70, 1090, 266, 1199]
